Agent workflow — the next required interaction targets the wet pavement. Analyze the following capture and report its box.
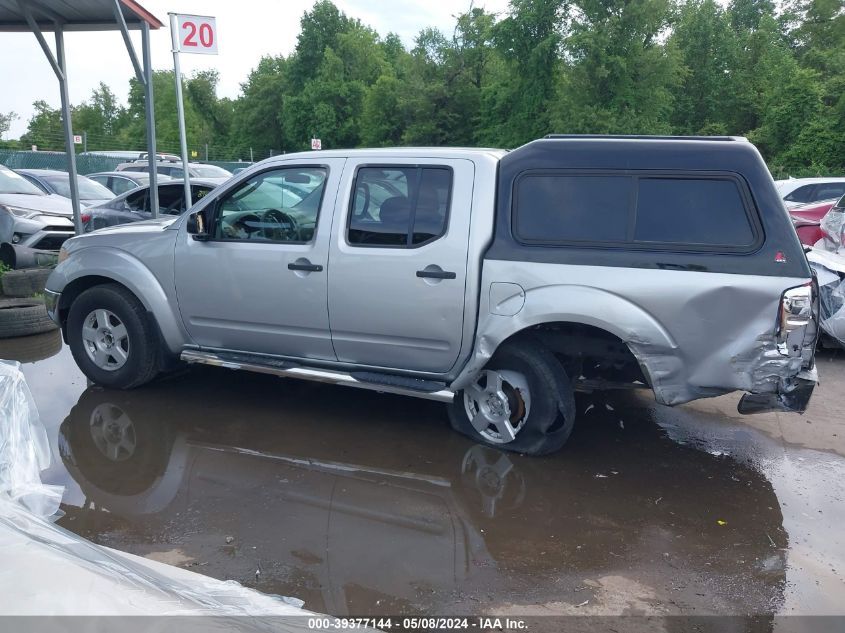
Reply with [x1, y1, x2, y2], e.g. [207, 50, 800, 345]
[2, 332, 844, 620]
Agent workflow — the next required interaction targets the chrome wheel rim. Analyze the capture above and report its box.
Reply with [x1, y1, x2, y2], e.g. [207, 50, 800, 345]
[463, 369, 531, 444]
[81, 309, 129, 371]
[89, 403, 136, 462]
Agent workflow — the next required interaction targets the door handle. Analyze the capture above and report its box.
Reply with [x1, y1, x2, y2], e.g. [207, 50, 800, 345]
[288, 262, 323, 272]
[416, 269, 456, 280]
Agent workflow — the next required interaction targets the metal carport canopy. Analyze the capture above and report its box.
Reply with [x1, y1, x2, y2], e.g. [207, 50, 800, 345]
[0, 0, 164, 232]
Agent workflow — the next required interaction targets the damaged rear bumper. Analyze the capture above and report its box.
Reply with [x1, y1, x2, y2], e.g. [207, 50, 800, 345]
[737, 367, 817, 415]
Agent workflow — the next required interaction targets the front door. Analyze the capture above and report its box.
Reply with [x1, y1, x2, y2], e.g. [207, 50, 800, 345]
[175, 159, 345, 360]
[327, 158, 474, 374]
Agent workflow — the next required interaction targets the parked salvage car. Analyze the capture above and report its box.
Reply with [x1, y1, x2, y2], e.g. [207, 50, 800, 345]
[115, 158, 231, 184]
[86, 171, 171, 196]
[81, 179, 217, 233]
[14, 169, 114, 208]
[775, 177, 845, 208]
[46, 136, 819, 455]
[788, 198, 839, 246]
[0, 164, 74, 251]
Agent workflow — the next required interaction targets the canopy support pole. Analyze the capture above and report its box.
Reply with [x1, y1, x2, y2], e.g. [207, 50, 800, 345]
[17, 1, 82, 234]
[113, 0, 158, 218]
[53, 27, 83, 233]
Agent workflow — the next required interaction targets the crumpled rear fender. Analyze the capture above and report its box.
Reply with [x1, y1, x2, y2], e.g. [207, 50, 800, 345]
[453, 275, 810, 408]
[453, 284, 683, 401]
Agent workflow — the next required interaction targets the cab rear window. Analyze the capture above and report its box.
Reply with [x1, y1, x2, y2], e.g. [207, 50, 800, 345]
[514, 172, 759, 251]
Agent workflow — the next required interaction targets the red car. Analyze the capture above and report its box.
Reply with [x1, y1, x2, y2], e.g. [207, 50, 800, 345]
[788, 198, 840, 246]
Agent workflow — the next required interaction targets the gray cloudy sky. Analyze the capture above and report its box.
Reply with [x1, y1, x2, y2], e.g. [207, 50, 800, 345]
[0, 0, 511, 138]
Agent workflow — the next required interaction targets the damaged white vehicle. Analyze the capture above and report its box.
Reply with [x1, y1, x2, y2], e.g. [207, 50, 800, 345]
[45, 136, 819, 455]
[807, 202, 845, 348]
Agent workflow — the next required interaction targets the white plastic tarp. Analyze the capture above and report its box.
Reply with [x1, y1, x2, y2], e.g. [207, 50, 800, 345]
[0, 360, 328, 624]
[806, 249, 845, 348]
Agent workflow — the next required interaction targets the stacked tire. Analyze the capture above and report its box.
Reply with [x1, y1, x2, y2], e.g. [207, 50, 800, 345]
[0, 268, 58, 339]
[0, 298, 58, 339]
[1, 268, 53, 298]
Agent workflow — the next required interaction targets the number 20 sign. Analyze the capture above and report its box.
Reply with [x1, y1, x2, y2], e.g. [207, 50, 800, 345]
[176, 14, 218, 55]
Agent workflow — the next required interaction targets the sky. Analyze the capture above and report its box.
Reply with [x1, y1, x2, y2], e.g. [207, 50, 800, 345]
[0, 0, 511, 139]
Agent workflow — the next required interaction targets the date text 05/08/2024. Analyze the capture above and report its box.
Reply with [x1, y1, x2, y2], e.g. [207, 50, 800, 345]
[306, 617, 529, 631]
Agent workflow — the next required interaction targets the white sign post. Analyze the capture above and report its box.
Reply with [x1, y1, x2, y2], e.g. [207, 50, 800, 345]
[72, 134, 82, 144]
[311, 138, 322, 151]
[169, 13, 218, 207]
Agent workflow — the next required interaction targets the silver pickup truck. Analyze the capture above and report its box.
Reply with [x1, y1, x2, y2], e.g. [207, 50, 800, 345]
[45, 136, 819, 455]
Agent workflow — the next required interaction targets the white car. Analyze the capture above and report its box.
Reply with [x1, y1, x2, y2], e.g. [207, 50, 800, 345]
[0, 164, 74, 251]
[774, 177, 845, 207]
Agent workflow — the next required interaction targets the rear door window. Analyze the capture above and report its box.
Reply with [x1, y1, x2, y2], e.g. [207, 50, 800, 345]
[348, 166, 452, 247]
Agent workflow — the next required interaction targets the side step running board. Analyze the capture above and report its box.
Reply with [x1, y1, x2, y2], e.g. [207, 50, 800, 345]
[180, 350, 455, 403]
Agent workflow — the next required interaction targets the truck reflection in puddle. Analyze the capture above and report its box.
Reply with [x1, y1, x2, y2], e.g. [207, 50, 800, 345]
[56, 368, 788, 616]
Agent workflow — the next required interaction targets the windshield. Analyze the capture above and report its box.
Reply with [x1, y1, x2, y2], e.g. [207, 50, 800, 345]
[0, 167, 45, 195]
[192, 165, 231, 178]
[44, 175, 114, 200]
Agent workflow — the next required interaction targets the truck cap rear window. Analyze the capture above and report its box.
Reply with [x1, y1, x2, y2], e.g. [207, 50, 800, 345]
[514, 171, 760, 252]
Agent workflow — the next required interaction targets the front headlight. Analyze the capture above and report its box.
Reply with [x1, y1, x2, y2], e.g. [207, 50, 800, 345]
[58, 246, 69, 264]
[0, 204, 41, 220]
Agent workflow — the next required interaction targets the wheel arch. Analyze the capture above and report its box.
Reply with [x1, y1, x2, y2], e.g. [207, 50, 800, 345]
[53, 247, 187, 354]
[453, 285, 685, 404]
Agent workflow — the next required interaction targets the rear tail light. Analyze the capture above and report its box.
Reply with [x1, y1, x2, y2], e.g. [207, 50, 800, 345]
[777, 281, 817, 357]
[80, 212, 91, 223]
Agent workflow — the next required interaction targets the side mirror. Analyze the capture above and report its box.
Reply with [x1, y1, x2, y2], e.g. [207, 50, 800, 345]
[186, 211, 209, 241]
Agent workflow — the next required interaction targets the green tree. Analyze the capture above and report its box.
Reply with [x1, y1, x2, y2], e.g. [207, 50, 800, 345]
[0, 111, 17, 140]
[288, 0, 353, 90]
[72, 83, 127, 149]
[479, 0, 566, 146]
[20, 101, 64, 151]
[671, 0, 737, 134]
[553, 0, 684, 135]
[230, 55, 290, 156]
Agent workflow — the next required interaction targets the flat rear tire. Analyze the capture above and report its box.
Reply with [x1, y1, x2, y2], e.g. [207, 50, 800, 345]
[448, 338, 576, 455]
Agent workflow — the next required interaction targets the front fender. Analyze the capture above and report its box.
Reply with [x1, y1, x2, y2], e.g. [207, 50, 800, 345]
[47, 246, 187, 354]
[452, 284, 685, 404]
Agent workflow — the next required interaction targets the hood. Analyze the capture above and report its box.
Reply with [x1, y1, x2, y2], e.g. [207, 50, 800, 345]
[65, 215, 180, 255]
[81, 215, 179, 237]
[0, 193, 74, 216]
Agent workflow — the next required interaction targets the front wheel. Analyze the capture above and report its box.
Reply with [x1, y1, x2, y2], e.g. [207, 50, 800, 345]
[67, 284, 160, 389]
[448, 339, 576, 455]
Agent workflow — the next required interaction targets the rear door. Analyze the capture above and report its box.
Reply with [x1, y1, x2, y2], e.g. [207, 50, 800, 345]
[327, 158, 474, 374]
